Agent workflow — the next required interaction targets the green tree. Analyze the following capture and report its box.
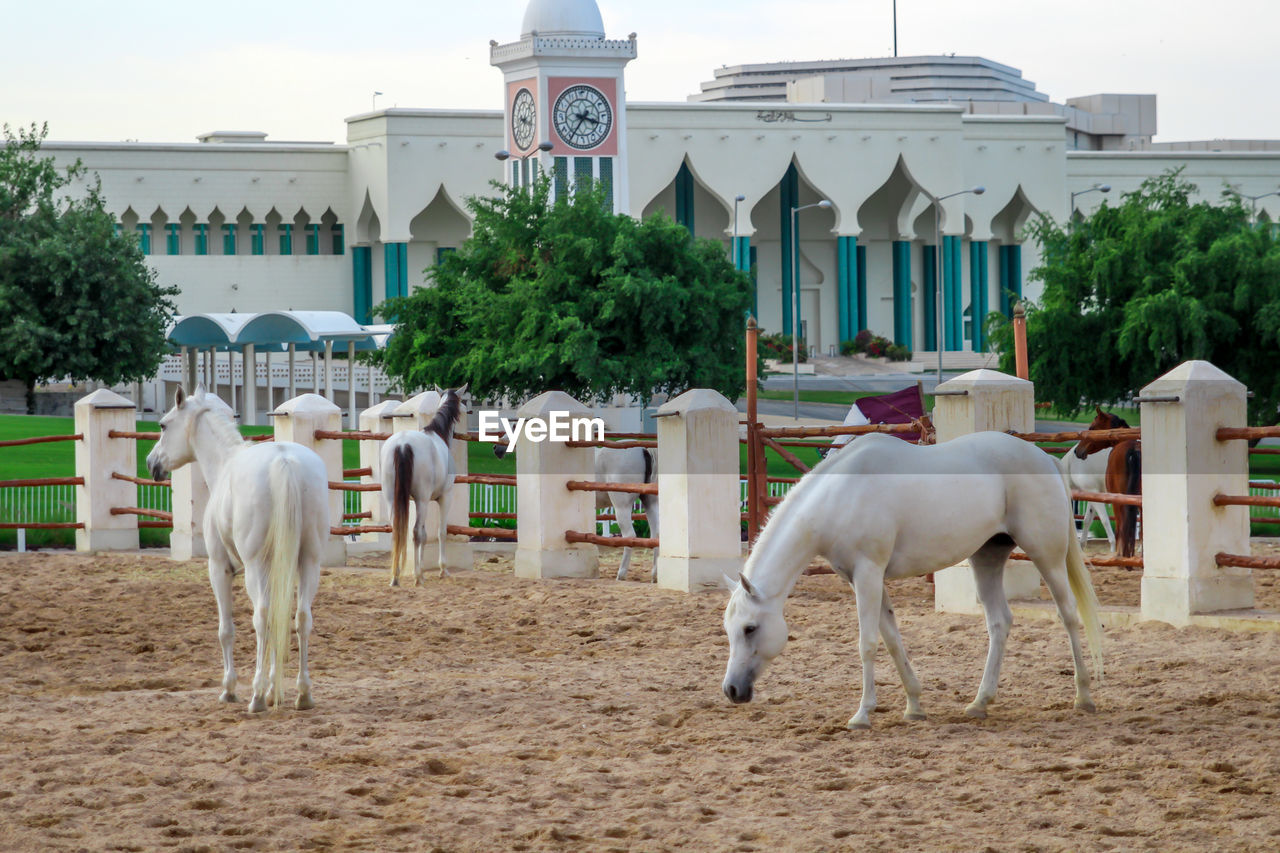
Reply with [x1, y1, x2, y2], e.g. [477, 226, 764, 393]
[377, 179, 753, 404]
[0, 123, 178, 412]
[988, 170, 1280, 423]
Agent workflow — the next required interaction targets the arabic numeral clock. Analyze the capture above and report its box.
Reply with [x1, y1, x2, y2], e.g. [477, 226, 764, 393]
[552, 84, 613, 150]
[512, 88, 536, 151]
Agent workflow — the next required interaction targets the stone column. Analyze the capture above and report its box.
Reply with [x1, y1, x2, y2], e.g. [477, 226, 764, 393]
[513, 391, 599, 580]
[272, 393, 346, 567]
[74, 389, 140, 552]
[349, 399, 400, 554]
[653, 389, 743, 592]
[932, 369, 1041, 614]
[242, 343, 257, 427]
[1140, 360, 1253, 625]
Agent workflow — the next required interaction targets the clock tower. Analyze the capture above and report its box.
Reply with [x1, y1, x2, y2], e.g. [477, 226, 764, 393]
[490, 0, 636, 213]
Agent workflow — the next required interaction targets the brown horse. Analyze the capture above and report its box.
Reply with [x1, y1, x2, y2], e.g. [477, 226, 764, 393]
[1076, 407, 1141, 558]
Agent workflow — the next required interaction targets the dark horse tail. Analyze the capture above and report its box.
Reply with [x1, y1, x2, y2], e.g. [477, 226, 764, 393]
[1118, 442, 1142, 558]
[426, 389, 465, 442]
[390, 443, 415, 581]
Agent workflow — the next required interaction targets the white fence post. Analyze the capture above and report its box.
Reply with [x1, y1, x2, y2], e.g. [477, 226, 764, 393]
[272, 393, 346, 567]
[74, 389, 140, 552]
[513, 391, 599, 580]
[1140, 360, 1253, 625]
[931, 369, 1041, 614]
[654, 389, 743, 592]
[351, 399, 400, 554]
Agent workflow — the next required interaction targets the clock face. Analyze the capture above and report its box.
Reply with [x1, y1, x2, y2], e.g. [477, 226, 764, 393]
[511, 88, 536, 151]
[552, 84, 613, 150]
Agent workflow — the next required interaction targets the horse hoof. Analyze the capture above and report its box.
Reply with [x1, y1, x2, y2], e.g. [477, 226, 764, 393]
[248, 697, 267, 713]
[295, 695, 315, 711]
[964, 704, 987, 720]
[389, 579, 399, 588]
[904, 711, 927, 722]
[616, 572, 627, 581]
[219, 691, 237, 703]
[847, 717, 871, 731]
[1075, 698, 1097, 713]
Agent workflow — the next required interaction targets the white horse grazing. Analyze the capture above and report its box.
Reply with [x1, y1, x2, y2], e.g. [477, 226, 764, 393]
[1057, 444, 1116, 550]
[722, 431, 1103, 730]
[146, 387, 329, 712]
[494, 440, 659, 581]
[380, 387, 466, 587]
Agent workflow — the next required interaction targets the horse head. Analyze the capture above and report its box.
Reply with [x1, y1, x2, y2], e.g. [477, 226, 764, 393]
[146, 386, 234, 480]
[1074, 406, 1130, 459]
[721, 573, 788, 704]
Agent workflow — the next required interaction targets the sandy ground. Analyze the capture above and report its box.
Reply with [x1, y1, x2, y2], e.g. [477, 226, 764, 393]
[4, 547, 1280, 852]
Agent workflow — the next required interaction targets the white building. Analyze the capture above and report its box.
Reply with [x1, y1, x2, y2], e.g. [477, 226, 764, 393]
[39, 0, 1280, 364]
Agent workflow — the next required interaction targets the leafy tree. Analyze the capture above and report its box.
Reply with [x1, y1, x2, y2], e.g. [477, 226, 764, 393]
[0, 123, 178, 412]
[988, 170, 1280, 423]
[377, 179, 753, 404]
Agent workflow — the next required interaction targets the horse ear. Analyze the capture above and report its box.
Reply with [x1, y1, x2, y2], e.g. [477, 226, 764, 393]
[739, 573, 759, 599]
[721, 573, 740, 592]
[174, 386, 186, 408]
[456, 382, 469, 397]
[1095, 405, 1103, 416]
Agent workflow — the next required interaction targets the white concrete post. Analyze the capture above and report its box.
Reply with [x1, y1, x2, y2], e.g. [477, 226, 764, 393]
[74, 389, 140, 552]
[273, 393, 346, 567]
[653, 389, 743, 592]
[347, 341, 358, 427]
[931, 369, 1042, 614]
[1140, 360, 1253, 625]
[350, 399, 400, 554]
[169, 393, 232, 561]
[513, 391, 599, 579]
[243, 343, 257, 427]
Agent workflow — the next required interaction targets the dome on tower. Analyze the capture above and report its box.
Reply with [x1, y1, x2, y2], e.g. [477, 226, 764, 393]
[521, 0, 605, 39]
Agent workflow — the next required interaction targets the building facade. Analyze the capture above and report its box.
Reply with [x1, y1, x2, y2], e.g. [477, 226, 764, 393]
[39, 0, 1280, 363]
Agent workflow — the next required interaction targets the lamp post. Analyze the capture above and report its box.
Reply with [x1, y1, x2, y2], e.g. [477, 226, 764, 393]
[790, 199, 832, 418]
[930, 186, 984, 382]
[494, 140, 555, 187]
[1070, 183, 1111, 222]
[1240, 189, 1280, 225]
[732, 194, 746, 268]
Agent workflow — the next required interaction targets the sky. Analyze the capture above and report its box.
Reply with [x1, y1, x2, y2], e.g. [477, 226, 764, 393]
[5, 0, 1278, 145]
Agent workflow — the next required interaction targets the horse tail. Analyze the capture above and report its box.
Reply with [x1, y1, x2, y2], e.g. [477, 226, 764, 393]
[262, 453, 303, 709]
[391, 443, 414, 580]
[1066, 531, 1104, 682]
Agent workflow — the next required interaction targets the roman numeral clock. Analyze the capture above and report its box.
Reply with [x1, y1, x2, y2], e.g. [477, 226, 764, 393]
[552, 84, 613, 150]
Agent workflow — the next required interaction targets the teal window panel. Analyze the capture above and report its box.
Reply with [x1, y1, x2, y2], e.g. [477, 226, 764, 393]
[279, 224, 293, 256]
[512, 161, 521, 187]
[306, 224, 320, 256]
[222, 224, 237, 256]
[574, 157, 593, 190]
[436, 247, 456, 265]
[136, 224, 151, 255]
[194, 224, 208, 256]
[332, 224, 345, 255]
[251, 225, 265, 256]
[165, 224, 180, 255]
[598, 158, 613, 209]
[553, 157, 569, 200]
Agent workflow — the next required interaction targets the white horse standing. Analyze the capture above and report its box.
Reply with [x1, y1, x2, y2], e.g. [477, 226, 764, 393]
[494, 440, 659, 581]
[1057, 444, 1116, 550]
[380, 387, 466, 587]
[722, 431, 1103, 729]
[146, 387, 329, 712]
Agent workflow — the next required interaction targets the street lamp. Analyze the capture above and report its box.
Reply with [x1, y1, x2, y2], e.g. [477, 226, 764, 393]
[1240, 189, 1280, 225]
[1070, 183, 1111, 221]
[790, 199, 833, 418]
[930, 186, 985, 382]
[732, 194, 746, 268]
[495, 141, 555, 187]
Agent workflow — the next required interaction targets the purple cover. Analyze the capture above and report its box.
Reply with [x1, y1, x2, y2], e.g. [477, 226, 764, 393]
[855, 385, 926, 441]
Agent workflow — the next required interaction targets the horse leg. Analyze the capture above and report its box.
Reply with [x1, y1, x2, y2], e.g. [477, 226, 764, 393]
[1077, 501, 1095, 546]
[246, 568, 271, 713]
[208, 553, 238, 703]
[967, 547, 1015, 719]
[642, 494, 660, 584]
[847, 565, 884, 730]
[613, 493, 635, 581]
[436, 492, 450, 579]
[412, 498, 429, 586]
[876, 587, 925, 721]
[294, 559, 320, 710]
[1094, 502, 1117, 551]
[1035, 553, 1096, 713]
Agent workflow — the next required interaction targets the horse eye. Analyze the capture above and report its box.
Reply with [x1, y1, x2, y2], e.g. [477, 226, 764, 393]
[743, 625, 757, 637]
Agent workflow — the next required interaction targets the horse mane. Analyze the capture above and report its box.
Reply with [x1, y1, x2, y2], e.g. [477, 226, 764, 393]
[194, 394, 246, 451]
[424, 389, 464, 441]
